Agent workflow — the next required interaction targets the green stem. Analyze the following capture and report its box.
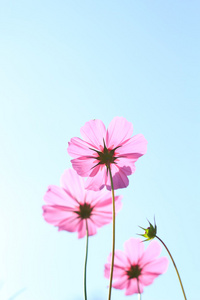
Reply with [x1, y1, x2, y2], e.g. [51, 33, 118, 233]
[156, 236, 187, 300]
[107, 165, 116, 300]
[137, 279, 141, 300]
[84, 220, 89, 300]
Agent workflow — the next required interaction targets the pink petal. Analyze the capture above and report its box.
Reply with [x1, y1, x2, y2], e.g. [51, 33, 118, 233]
[94, 197, 122, 214]
[104, 263, 111, 278]
[117, 134, 147, 156]
[112, 275, 129, 290]
[114, 157, 135, 175]
[138, 282, 144, 294]
[71, 156, 96, 177]
[109, 164, 129, 190]
[106, 117, 133, 149]
[87, 218, 97, 236]
[80, 119, 106, 150]
[67, 137, 94, 158]
[105, 249, 129, 280]
[114, 250, 130, 268]
[42, 206, 75, 226]
[139, 240, 162, 267]
[139, 274, 157, 286]
[124, 238, 145, 265]
[142, 257, 169, 275]
[89, 195, 122, 227]
[85, 165, 108, 190]
[83, 188, 110, 206]
[44, 185, 76, 208]
[125, 278, 140, 295]
[107, 250, 129, 267]
[91, 191, 122, 211]
[112, 266, 126, 278]
[104, 163, 129, 190]
[77, 220, 86, 238]
[104, 262, 126, 279]
[58, 215, 81, 233]
[90, 213, 112, 227]
[60, 169, 85, 204]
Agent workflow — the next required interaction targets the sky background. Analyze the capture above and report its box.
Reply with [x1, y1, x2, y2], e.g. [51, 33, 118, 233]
[0, 1, 199, 300]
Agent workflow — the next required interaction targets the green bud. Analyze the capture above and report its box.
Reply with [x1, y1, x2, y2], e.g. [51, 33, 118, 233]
[138, 218, 157, 242]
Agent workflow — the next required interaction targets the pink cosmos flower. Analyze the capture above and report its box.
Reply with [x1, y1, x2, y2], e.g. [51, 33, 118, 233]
[67, 117, 147, 191]
[43, 169, 122, 238]
[104, 238, 168, 295]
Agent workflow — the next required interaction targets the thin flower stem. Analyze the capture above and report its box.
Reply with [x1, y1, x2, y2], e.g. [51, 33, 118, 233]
[156, 236, 187, 300]
[137, 279, 141, 300]
[84, 220, 89, 300]
[107, 165, 116, 300]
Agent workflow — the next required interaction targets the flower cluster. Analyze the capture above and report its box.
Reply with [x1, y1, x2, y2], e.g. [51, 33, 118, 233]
[43, 117, 169, 299]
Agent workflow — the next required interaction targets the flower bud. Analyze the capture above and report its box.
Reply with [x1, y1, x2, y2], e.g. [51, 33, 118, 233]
[138, 218, 157, 241]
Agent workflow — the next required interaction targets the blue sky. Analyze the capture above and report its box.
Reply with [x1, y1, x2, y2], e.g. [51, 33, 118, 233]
[0, 1, 199, 299]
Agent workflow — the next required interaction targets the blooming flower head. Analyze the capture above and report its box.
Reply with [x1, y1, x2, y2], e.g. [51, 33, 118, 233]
[67, 117, 147, 191]
[104, 238, 168, 295]
[43, 169, 122, 238]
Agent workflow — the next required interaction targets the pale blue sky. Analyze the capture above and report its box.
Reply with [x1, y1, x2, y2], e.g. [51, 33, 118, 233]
[0, 1, 199, 300]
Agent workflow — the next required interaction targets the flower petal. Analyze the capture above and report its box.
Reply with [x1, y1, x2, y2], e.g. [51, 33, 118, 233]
[139, 274, 157, 286]
[94, 197, 122, 213]
[60, 169, 85, 204]
[90, 190, 122, 210]
[114, 157, 135, 174]
[112, 274, 129, 290]
[43, 206, 76, 226]
[67, 137, 94, 158]
[139, 240, 162, 267]
[44, 185, 76, 208]
[106, 250, 130, 267]
[71, 156, 96, 177]
[80, 119, 106, 150]
[104, 249, 129, 281]
[109, 164, 130, 190]
[77, 220, 86, 238]
[142, 257, 169, 275]
[104, 263, 126, 279]
[117, 134, 147, 156]
[87, 218, 97, 236]
[90, 196, 122, 225]
[58, 215, 81, 233]
[125, 278, 140, 295]
[124, 238, 144, 265]
[83, 188, 109, 206]
[85, 165, 108, 190]
[89, 213, 111, 227]
[106, 117, 133, 148]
